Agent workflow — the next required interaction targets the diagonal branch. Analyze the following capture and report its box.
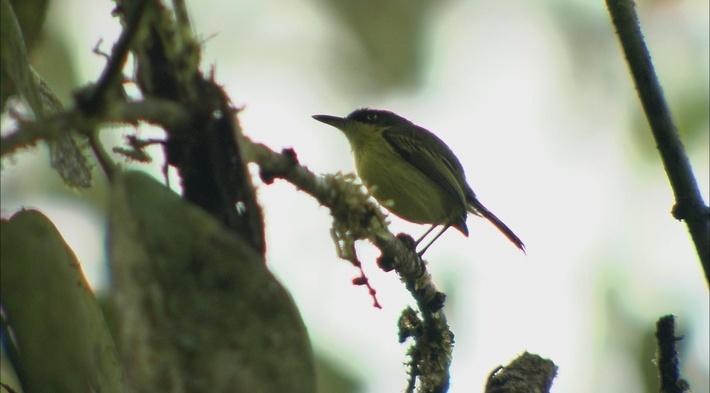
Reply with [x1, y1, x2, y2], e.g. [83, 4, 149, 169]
[1, 106, 456, 391]
[606, 0, 710, 285]
[241, 137, 454, 393]
[76, 0, 149, 115]
[1, 98, 188, 157]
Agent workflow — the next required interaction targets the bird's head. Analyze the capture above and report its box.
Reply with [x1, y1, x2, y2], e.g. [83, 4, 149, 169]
[313, 108, 411, 146]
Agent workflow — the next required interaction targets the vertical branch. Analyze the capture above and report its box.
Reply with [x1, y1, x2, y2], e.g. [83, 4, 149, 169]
[114, 0, 266, 252]
[655, 315, 690, 393]
[606, 0, 710, 284]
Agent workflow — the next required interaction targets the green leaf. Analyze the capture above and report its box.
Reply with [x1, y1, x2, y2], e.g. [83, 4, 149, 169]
[0, 0, 42, 115]
[0, 209, 123, 393]
[110, 171, 316, 392]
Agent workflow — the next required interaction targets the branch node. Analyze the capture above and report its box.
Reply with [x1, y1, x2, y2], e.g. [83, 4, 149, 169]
[281, 147, 299, 165]
[376, 251, 395, 272]
[396, 232, 417, 252]
[427, 292, 447, 313]
[670, 201, 690, 221]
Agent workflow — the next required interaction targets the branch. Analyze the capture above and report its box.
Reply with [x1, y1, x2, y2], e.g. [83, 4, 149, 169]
[171, 0, 192, 31]
[655, 315, 690, 393]
[485, 352, 557, 393]
[1, 112, 74, 157]
[0, 98, 189, 157]
[75, 0, 149, 115]
[606, 0, 710, 284]
[241, 137, 454, 392]
[4, 89, 454, 392]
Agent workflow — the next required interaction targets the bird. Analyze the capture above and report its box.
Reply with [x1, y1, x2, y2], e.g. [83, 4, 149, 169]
[313, 108, 525, 256]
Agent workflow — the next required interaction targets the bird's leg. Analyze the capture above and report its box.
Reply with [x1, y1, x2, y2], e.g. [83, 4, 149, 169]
[417, 225, 451, 257]
[414, 225, 438, 246]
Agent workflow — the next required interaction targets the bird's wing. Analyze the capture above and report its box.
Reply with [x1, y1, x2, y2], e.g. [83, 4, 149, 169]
[382, 125, 467, 205]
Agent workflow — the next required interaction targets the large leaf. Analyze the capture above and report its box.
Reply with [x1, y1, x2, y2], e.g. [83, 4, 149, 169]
[0, 209, 123, 393]
[110, 171, 315, 393]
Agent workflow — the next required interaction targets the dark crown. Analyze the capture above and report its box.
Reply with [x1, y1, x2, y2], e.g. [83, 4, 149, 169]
[346, 108, 412, 127]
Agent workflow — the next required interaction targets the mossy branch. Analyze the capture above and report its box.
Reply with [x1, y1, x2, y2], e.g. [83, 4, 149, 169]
[485, 352, 557, 393]
[241, 137, 454, 392]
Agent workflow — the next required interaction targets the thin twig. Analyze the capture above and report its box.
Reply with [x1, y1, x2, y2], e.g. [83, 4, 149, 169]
[77, 0, 149, 114]
[606, 0, 710, 284]
[1, 112, 76, 156]
[172, 0, 192, 31]
[86, 130, 116, 181]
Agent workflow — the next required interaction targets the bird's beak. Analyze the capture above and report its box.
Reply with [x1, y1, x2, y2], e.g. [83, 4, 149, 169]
[312, 114, 347, 129]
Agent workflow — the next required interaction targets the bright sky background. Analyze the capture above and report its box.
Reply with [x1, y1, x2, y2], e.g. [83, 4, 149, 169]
[1, 1, 708, 392]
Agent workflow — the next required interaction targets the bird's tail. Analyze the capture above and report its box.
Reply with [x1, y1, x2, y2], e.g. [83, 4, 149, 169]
[467, 197, 526, 253]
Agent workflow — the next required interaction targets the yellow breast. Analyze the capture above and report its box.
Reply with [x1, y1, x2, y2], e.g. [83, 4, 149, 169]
[352, 137, 465, 225]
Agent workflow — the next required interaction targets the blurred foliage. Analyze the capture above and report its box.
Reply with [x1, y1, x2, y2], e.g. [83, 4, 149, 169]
[5, 0, 48, 46]
[550, 1, 709, 162]
[0, 347, 22, 393]
[314, 354, 361, 393]
[0, 209, 122, 393]
[631, 86, 710, 160]
[638, 324, 660, 393]
[0, 0, 104, 211]
[604, 288, 699, 393]
[1, 0, 92, 188]
[319, 0, 446, 92]
[1, 0, 49, 111]
[109, 171, 316, 392]
[549, 2, 616, 86]
[31, 28, 81, 106]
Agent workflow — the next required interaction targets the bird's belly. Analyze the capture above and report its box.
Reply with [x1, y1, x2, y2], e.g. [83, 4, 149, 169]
[355, 150, 463, 225]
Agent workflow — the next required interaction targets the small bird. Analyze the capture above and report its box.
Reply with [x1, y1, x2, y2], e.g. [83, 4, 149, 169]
[313, 108, 525, 256]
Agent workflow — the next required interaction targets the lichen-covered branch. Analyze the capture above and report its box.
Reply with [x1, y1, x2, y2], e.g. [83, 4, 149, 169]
[484, 352, 557, 393]
[241, 137, 454, 392]
[2, 95, 456, 392]
[2, 0, 456, 389]
[4, 1, 314, 392]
